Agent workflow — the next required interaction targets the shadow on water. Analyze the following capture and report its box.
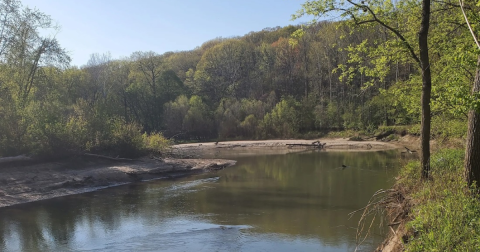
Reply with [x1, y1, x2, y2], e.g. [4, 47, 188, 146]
[0, 150, 402, 252]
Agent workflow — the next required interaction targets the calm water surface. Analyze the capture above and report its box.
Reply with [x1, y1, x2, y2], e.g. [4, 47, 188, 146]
[0, 149, 401, 252]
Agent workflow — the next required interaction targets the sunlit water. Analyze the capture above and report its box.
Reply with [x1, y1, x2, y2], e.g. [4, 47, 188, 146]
[0, 149, 402, 252]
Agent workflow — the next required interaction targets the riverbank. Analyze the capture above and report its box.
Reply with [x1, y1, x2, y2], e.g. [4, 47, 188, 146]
[172, 138, 402, 157]
[0, 138, 403, 209]
[374, 147, 480, 252]
[0, 156, 236, 208]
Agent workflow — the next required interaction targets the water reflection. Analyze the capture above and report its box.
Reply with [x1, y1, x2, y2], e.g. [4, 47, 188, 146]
[0, 150, 400, 251]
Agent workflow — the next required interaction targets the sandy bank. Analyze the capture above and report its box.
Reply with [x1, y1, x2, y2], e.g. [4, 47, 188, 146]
[0, 157, 236, 208]
[172, 138, 402, 157]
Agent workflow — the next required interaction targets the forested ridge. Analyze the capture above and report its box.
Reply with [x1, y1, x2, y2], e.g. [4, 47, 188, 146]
[0, 0, 476, 159]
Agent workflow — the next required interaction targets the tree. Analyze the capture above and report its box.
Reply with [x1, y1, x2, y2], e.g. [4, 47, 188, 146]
[261, 97, 301, 138]
[0, 0, 69, 156]
[183, 96, 213, 138]
[458, 0, 480, 186]
[165, 50, 202, 85]
[465, 57, 480, 186]
[128, 51, 173, 131]
[164, 95, 190, 136]
[108, 60, 133, 121]
[293, 0, 433, 179]
[194, 39, 255, 104]
[82, 53, 112, 105]
[271, 37, 302, 97]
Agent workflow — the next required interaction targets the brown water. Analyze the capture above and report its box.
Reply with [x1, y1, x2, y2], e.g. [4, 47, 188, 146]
[0, 149, 401, 252]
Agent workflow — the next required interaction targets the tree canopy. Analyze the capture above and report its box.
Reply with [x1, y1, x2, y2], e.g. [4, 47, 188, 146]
[0, 0, 477, 162]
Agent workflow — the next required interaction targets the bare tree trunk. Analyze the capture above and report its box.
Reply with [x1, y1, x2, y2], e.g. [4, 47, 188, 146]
[419, 0, 432, 179]
[464, 55, 480, 186]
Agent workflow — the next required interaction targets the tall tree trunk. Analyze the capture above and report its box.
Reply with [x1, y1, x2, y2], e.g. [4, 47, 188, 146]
[419, 0, 432, 179]
[464, 55, 480, 186]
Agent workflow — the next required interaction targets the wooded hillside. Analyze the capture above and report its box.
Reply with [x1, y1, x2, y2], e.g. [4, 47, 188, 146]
[0, 0, 475, 158]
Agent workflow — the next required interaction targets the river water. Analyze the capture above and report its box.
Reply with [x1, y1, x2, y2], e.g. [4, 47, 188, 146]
[0, 149, 401, 252]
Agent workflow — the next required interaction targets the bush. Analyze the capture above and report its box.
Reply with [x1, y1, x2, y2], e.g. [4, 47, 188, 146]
[143, 132, 172, 155]
[107, 119, 145, 158]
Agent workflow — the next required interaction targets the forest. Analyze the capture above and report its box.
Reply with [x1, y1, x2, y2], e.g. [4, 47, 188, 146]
[0, 0, 476, 160]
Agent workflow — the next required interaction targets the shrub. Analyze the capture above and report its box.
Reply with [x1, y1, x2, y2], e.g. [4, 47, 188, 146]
[108, 119, 145, 158]
[143, 132, 172, 155]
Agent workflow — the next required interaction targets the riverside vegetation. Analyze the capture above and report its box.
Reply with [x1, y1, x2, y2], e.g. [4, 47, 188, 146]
[1, 0, 480, 250]
[397, 149, 480, 251]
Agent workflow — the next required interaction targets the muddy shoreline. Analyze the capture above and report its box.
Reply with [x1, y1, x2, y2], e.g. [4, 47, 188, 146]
[0, 138, 405, 209]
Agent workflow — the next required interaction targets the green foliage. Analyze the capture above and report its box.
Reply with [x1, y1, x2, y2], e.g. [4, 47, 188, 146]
[164, 95, 190, 135]
[142, 132, 172, 155]
[215, 98, 242, 139]
[240, 114, 259, 138]
[431, 116, 468, 139]
[107, 119, 145, 158]
[314, 101, 342, 129]
[297, 95, 317, 132]
[398, 149, 480, 252]
[409, 124, 422, 136]
[260, 97, 301, 138]
[214, 98, 267, 139]
[194, 39, 255, 103]
[183, 96, 214, 137]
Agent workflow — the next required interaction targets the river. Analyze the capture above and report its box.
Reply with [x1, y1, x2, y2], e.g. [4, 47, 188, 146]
[0, 149, 401, 252]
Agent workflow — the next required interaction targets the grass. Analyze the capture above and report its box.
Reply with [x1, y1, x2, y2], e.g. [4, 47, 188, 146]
[395, 149, 480, 251]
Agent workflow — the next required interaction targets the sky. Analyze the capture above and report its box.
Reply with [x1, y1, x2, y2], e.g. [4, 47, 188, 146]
[20, 0, 313, 67]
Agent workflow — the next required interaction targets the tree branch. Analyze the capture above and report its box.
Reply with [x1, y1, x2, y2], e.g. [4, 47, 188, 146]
[346, 0, 421, 65]
[459, 0, 480, 50]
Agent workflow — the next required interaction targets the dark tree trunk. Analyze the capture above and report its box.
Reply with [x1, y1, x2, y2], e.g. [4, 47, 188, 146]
[464, 55, 480, 186]
[419, 0, 432, 179]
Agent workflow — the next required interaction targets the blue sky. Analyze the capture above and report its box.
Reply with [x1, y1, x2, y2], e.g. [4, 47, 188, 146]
[21, 0, 312, 67]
